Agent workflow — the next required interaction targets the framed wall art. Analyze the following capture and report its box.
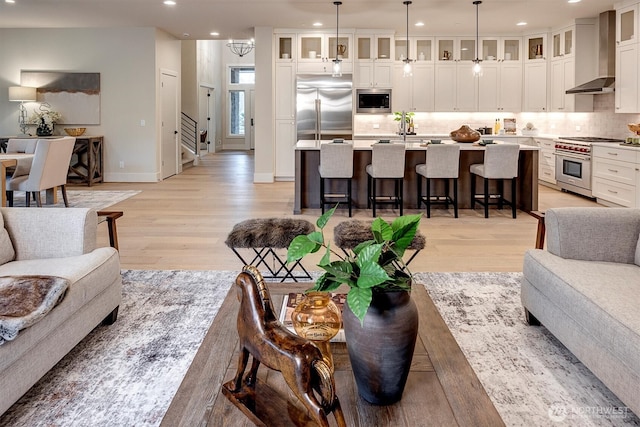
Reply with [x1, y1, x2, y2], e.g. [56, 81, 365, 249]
[21, 71, 101, 125]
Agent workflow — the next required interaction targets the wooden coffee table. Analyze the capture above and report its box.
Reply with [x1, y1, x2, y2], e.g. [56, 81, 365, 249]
[161, 282, 504, 426]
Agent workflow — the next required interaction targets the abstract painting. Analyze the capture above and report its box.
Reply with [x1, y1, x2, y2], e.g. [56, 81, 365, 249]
[21, 71, 101, 125]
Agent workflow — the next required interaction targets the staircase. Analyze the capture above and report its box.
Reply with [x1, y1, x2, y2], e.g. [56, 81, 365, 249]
[181, 112, 199, 169]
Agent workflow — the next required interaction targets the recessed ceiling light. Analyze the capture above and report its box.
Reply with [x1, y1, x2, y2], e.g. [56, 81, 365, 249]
[415, 22, 425, 27]
[517, 22, 527, 26]
[183, 33, 190, 37]
[5, 0, 16, 3]
[210, 32, 219, 36]
[163, 0, 176, 5]
[568, 0, 581, 3]
[313, 22, 323, 27]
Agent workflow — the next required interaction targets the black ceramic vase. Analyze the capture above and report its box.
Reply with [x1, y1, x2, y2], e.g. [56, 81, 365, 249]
[36, 119, 53, 136]
[342, 290, 419, 405]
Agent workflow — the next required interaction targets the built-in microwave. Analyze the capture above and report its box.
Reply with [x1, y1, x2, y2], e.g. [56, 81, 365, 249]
[356, 89, 392, 114]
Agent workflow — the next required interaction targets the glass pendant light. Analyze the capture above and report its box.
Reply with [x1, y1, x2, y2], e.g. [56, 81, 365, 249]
[402, 1, 413, 77]
[332, 1, 343, 77]
[472, 1, 483, 76]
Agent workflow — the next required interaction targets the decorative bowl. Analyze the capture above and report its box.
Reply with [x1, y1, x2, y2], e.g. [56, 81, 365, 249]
[627, 123, 640, 135]
[449, 125, 481, 143]
[64, 127, 86, 137]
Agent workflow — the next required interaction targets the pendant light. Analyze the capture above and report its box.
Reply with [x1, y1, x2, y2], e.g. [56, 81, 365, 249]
[332, 1, 343, 77]
[472, 0, 483, 76]
[402, 1, 413, 77]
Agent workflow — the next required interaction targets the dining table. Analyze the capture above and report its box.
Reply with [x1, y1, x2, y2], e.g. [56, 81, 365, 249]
[0, 153, 36, 207]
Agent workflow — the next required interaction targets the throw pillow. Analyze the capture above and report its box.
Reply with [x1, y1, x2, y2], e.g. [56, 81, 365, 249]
[635, 233, 640, 267]
[0, 213, 15, 265]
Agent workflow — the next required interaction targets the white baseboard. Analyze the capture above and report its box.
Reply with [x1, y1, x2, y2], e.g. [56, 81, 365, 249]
[104, 172, 160, 182]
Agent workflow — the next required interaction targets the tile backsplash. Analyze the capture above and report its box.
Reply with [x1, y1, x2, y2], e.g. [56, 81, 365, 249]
[354, 94, 640, 139]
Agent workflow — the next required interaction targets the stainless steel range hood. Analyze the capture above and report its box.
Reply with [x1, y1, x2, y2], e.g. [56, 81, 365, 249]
[566, 11, 616, 94]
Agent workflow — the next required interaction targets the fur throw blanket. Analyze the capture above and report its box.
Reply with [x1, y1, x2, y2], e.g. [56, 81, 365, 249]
[0, 276, 70, 345]
[225, 218, 315, 249]
[333, 220, 426, 250]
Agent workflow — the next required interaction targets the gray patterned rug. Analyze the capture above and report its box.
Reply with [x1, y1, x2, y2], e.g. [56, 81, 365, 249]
[10, 190, 140, 209]
[0, 270, 637, 426]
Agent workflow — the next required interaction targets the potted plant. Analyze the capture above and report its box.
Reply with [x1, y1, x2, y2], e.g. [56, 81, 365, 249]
[29, 105, 62, 137]
[393, 111, 414, 134]
[287, 206, 422, 404]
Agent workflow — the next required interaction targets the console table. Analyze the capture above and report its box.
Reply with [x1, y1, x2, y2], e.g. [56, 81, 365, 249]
[161, 282, 504, 426]
[0, 136, 104, 186]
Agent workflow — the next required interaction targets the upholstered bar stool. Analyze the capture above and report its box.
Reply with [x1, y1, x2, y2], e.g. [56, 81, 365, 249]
[469, 143, 520, 218]
[319, 142, 354, 217]
[366, 143, 406, 217]
[416, 144, 461, 218]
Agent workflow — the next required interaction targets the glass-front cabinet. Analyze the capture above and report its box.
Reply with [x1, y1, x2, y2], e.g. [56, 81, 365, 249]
[355, 33, 394, 87]
[297, 33, 353, 73]
[617, 4, 637, 46]
[276, 34, 296, 61]
[551, 27, 574, 59]
[356, 34, 393, 61]
[394, 37, 433, 61]
[435, 37, 475, 62]
[482, 37, 522, 61]
[502, 38, 521, 61]
[525, 33, 547, 61]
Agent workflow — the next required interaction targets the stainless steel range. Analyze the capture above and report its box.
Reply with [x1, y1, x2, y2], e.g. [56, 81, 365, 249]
[554, 136, 625, 198]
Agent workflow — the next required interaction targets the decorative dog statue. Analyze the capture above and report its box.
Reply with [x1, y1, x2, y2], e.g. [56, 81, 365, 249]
[223, 265, 346, 427]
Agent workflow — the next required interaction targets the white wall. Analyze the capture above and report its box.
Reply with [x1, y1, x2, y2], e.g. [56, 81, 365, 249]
[254, 27, 275, 183]
[0, 27, 180, 182]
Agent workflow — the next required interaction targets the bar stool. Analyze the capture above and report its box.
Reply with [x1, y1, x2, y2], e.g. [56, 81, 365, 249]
[469, 143, 520, 218]
[366, 143, 406, 217]
[416, 144, 460, 218]
[319, 142, 354, 217]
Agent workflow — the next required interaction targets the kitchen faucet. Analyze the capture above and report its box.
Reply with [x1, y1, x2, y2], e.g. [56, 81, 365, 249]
[401, 111, 407, 142]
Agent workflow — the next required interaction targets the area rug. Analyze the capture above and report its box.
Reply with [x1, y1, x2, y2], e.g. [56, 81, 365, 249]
[9, 190, 140, 210]
[414, 272, 640, 427]
[0, 271, 638, 427]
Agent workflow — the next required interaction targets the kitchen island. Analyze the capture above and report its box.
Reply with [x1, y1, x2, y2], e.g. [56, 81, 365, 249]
[294, 140, 539, 214]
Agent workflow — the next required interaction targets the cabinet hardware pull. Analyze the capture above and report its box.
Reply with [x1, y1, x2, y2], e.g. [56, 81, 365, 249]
[607, 190, 618, 194]
[607, 152, 618, 156]
[607, 169, 619, 173]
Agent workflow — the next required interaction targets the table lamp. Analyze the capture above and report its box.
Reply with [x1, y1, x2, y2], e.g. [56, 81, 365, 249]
[8, 86, 37, 135]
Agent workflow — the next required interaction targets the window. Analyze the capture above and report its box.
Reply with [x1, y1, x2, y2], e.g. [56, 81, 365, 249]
[230, 67, 255, 84]
[229, 90, 245, 136]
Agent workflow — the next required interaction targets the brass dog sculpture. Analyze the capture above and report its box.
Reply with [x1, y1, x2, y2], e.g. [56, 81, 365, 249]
[223, 265, 346, 427]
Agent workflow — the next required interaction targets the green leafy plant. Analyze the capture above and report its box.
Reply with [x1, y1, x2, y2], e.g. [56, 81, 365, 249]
[287, 206, 422, 324]
[393, 111, 414, 123]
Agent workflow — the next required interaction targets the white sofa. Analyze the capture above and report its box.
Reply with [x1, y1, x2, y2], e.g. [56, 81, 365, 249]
[0, 208, 122, 415]
[521, 207, 640, 416]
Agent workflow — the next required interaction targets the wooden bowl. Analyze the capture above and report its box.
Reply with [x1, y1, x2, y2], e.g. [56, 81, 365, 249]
[64, 127, 86, 137]
[449, 125, 481, 143]
[627, 123, 640, 135]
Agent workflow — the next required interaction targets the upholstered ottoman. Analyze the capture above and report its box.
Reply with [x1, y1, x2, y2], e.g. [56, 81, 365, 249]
[225, 218, 315, 282]
[333, 219, 426, 268]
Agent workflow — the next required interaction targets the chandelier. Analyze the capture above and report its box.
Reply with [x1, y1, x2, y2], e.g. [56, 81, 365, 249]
[472, 1, 483, 76]
[227, 39, 255, 57]
[332, 1, 343, 77]
[402, 1, 413, 77]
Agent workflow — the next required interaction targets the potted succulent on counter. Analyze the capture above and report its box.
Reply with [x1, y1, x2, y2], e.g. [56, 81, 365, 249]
[287, 206, 422, 405]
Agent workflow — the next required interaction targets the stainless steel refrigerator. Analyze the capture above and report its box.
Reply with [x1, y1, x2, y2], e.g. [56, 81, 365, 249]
[296, 74, 353, 142]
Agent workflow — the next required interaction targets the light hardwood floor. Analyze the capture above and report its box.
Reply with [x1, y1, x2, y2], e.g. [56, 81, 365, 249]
[92, 150, 600, 272]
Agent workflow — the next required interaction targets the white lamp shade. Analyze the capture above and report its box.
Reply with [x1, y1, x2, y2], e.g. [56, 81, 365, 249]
[8, 86, 37, 102]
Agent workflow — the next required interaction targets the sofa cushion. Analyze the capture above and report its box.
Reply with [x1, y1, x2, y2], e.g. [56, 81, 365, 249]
[0, 214, 15, 265]
[523, 250, 640, 379]
[0, 247, 120, 372]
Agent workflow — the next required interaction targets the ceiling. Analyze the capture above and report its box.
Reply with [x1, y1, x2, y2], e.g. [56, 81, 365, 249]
[0, 0, 617, 41]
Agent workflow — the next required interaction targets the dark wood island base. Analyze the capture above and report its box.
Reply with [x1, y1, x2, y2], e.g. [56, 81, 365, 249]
[294, 140, 539, 215]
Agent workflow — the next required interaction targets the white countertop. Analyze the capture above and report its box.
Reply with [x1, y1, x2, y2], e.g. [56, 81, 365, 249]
[296, 139, 540, 151]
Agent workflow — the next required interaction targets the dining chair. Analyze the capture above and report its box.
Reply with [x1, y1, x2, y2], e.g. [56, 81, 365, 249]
[6, 137, 76, 207]
[5, 139, 38, 181]
[366, 143, 406, 217]
[416, 144, 461, 218]
[469, 143, 520, 218]
[319, 142, 354, 217]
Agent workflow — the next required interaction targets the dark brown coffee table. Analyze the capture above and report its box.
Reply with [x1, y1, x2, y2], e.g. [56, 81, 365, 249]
[161, 282, 504, 426]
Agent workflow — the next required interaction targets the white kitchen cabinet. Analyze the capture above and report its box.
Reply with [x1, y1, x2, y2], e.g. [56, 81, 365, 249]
[478, 59, 522, 112]
[592, 145, 639, 207]
[535, 138, 556, 184]
[615, 43, 639, 112]
[548, 19, 596, 113]
[523, 62, 547, 112]
[434, 62, 478, 112]
[617, 4, 637, 48]
[297, 33, 353, 73]
[393, 63, 434, 112]
[275, 62, 296, 120]
[275, 34, 296, 61]
[355, 33, 394, 88]
[275, 119, 296, 180]
[524, 33, 547, 62]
